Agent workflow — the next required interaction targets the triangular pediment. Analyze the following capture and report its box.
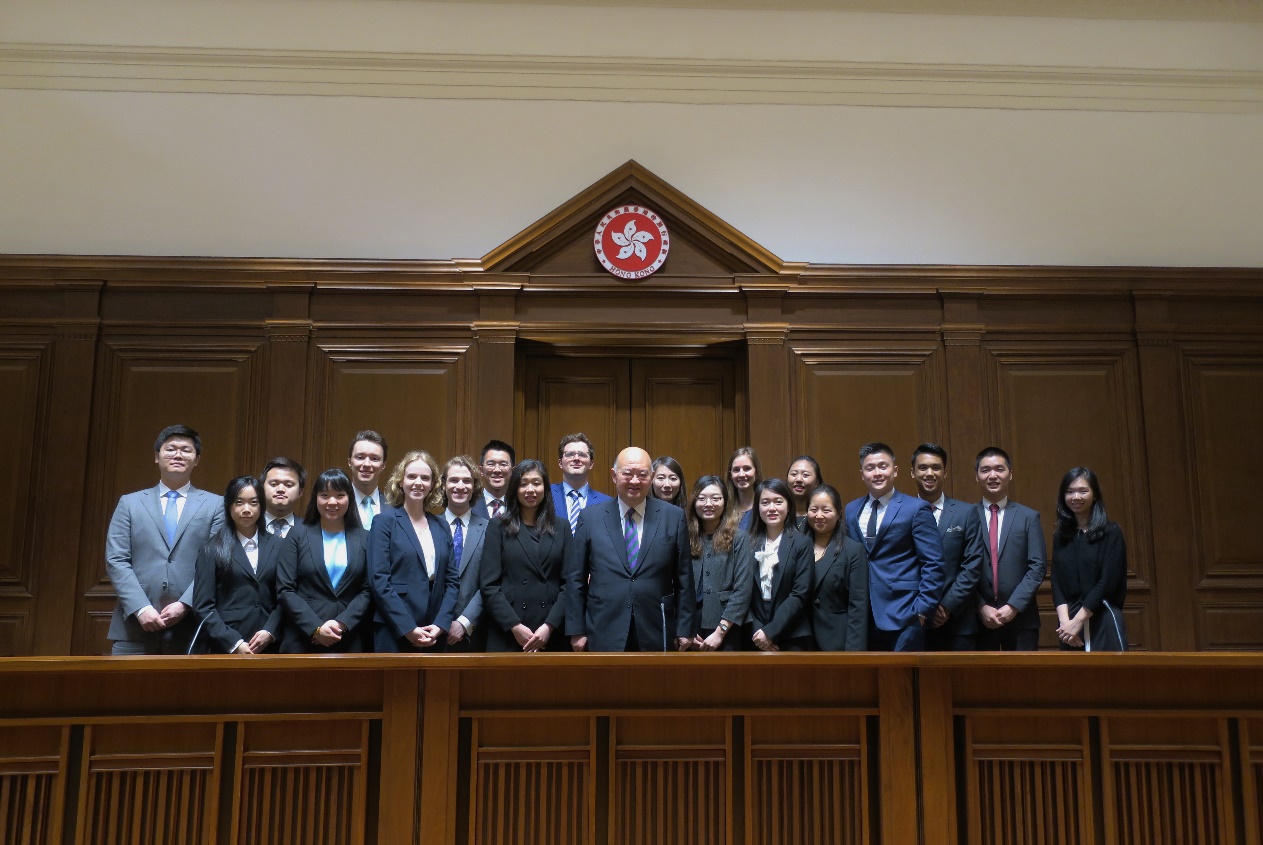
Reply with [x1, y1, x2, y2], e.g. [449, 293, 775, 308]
[481, 161, 787, 277]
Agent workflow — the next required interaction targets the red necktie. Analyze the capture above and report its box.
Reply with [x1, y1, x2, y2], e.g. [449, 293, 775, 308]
[988, 503, 1000, 601]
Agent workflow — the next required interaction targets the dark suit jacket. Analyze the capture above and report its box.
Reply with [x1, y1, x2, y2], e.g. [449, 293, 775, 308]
[275, 523, 372, 653]
[810, 533, 869, 651]
[192, 530, 283, 653]
[691, 531, 753, 633]
[934, 497, 985, 624]
[747, 529, 814, 645]
[844, 490, 946, 631]
[480, 518, 571, 651]
[550, 483, 613, 521]
[448, 511, 489, 640]
[958, 500, 1048, 634]
[564, 497, 697, 652]
[368, 507, 459, 653]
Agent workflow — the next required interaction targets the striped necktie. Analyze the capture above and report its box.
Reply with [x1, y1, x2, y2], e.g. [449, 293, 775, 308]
[567, 490, 581, 533]
[624, 510, 639, 570]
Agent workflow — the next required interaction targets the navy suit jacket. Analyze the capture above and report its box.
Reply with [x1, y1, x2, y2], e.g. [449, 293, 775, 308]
[564, 497, 697, 651]
[550, 483, 613, 521]
[368, 506, 459, 652]
[959, 500, 1047, 633]
[192, 530, 283, 653]
[935, 497, 985, 620]
[845, 490, 946, 631]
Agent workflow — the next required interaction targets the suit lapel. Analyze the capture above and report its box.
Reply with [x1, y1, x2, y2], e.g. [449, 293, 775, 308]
[770, 534, 792, 597]
[937, 499, 955, 536]
[256, 531, 279, 581]
[514, 526, 545, 576]
[816, 536, 840, 585]
[640, 500, 664, 559]
[397, 509, 425, 564]
[873, 492, 904, 549]
[997, 502, 1015, 560]
[337, 528, 366, 596]
[306, 525, 337, 593]
[232, 537, 259, 582]
[604, 506, 632, 571]
[143, 486, 170, 549]
[172, 487, 203, 547]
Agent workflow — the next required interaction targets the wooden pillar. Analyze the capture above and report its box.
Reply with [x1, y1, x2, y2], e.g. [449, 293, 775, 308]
[1134, 292, 1198, 650]
[941, 291, 987, 490]
[917, 668, 957, 845]
[263, 284, 313, 463]
[744, 283, 791, 476]
[34, 283, 101, 655]
[418, 670, 459, 845]
[379, 669, 423, 844]
[471, 282, 521, 455]
[878, 667, 920, 845]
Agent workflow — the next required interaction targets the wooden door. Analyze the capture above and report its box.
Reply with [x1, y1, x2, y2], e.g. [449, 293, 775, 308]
[519, 353, 741, 498]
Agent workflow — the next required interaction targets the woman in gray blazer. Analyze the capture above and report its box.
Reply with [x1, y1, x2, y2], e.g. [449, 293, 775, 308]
[805, 485, 868, 651]
[687, 475, 752, 651]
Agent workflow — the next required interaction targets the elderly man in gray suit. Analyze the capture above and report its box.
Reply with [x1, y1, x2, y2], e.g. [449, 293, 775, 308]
[105, 424, 224, 654]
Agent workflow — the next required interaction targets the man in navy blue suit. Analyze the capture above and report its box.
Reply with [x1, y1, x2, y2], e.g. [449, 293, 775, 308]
[551, 433, 613, 533]
[844, 442, 946, 651]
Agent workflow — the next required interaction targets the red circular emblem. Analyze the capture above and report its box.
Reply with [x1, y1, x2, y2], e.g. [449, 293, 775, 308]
[594, 205, 670, 280]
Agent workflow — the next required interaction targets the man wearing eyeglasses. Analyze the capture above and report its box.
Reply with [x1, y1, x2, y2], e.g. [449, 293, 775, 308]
[565, 447, 696, 652]
[105, 424, 224, 654]
[551, 433, 613, 533]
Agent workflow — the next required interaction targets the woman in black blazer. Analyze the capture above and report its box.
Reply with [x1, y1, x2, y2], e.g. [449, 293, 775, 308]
[687, 475, 752, 652]
[275, 468, 373, 653]
[1052, 467, 1128, 651]
[192, 475, 283, 654]
[804, 484, 868, 651]
[368, 450, 458, 653]
[480, 459, 570, 652]
[746, 478, 814, 652]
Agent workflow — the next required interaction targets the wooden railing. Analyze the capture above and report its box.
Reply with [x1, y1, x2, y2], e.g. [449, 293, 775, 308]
[1, 654, 1260, 844]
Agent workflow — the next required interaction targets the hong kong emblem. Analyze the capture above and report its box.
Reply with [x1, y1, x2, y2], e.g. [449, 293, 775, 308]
[593, 205, 670, 280]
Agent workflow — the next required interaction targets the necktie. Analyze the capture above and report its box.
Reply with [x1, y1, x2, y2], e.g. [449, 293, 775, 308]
[452, 517, 464, 565]
[624, 510, 639, 570]
[567, 490, 581, 533]
[362, 495, 376, 527]
[491, 499, 503, 517]
[864, 498, 881, 549]
[989, 503, 1001, 600]
[164, 490, 180, 546]
[269, 518, 287, 538]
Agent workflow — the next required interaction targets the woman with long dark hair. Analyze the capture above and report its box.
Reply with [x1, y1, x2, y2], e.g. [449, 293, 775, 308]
[745, 478, 813, 651]
[192, 475, 283, 654]
[276, 468, 373, 652]
[1051, 467, 1128, 651]
[686, 475, 752, 651]
[368, 450, 458, 653]
[480, 459, 570, 652]
[726, 446, 763, 532]
[651, 456, 688, 511]
[804, 484, 868, 651]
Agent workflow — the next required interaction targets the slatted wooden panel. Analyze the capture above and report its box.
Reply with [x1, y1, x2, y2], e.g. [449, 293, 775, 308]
[962, 716, 1092, 845]
[234, 720, 369, 845]
[0, 724, 63, 845]
[1103, 717, 1234, 845]
[78, 723, 219, 845]
[1248, 718, 1262, 845]
[614, 715, 727, 845]
[747, 715, 868, 845]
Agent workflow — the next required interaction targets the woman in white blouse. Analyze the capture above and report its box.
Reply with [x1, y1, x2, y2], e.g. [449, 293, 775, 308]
[745, 478, 814, 652]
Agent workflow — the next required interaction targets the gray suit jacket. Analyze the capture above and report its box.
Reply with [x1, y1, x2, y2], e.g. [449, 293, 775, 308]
[449, 511, 489, 632]
[961, 499, 1048, 632]
[105, 484, 224, 644]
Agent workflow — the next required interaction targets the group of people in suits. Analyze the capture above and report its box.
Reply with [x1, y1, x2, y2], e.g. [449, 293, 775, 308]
[105, 425, 1128, 655]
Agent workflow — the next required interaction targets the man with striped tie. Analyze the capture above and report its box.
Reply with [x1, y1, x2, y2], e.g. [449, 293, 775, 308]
[565, 447, 696, 652]
[550, 433, 613, 534]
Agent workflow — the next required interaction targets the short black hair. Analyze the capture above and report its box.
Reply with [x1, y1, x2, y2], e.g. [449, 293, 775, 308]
[975, 446, 1012, 472]
[348, 430, 387, 460]
[481, 439, 516, 465]
[261, 456, 307, 490]
[858, 442, 895, 464]
[911, 443, 948, 467]
[154, 424, 201, 456]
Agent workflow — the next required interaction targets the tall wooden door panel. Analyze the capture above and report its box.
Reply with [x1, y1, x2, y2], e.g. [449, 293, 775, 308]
[520, 355, 739, 500]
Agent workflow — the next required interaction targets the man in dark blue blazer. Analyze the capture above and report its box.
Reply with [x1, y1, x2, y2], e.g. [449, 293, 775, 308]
[550, 433, 613, 532]
[844, 442, 946, 651]
[565, 447, 696, 652]
[910, 444, 984, 651]
[955, 447, 1047, 651]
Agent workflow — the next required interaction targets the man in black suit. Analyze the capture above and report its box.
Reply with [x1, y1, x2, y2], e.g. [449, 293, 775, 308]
[565, 446, 696, 652]
[261, 457, 306, 539]
[348, 430, 387, 529]
[472, 440, 515, 519]
[910, 443, 984, 651]
[955, 447, 1048, 651]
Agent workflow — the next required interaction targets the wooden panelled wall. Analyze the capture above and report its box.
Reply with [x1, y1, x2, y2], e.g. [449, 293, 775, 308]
[1, 256, 1263, 654]
[0, 654, 1261, 845]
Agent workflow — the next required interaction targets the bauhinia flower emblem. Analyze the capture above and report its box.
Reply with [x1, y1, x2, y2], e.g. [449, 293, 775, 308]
[610, 219, 655, 261]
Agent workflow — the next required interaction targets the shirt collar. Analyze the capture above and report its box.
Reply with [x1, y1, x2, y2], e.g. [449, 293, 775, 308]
[483, 489, 504, 505]
[870, 489, 895, 508]
[563, 481, 590, 498]
[929, 493, 945, 510]
[158, 481, 192, 497]
[618, 498, 647, 521]
[237, 530, 259, 546]
[444, 508, 469, 527]
[984, 496, 1009, 511]
[357, 488, 379, 506]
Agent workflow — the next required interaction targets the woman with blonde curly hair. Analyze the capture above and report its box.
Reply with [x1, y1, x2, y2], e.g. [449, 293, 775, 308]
[367, 450, 459, 653]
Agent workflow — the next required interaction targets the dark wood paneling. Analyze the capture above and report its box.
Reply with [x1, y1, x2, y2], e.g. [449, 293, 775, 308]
[632, 357, 739, 483]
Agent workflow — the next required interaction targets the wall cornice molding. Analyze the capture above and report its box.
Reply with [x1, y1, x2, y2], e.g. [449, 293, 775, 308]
[2, 43, 1260, 113]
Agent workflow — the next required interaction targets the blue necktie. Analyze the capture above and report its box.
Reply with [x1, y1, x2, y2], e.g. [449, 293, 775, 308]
[452, 517, 464, 565]
[164, 490, 180, 546]
[624, 510, 639, 570]
[567, 490, 581, 533]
